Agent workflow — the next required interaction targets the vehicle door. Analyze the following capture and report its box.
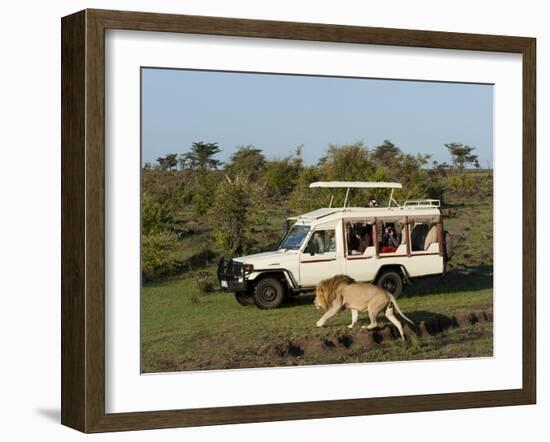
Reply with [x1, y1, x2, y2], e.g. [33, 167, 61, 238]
[299, 228, 342, 287]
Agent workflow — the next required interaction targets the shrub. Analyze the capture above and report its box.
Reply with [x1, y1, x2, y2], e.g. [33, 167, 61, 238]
[288, 166, 325, 212]
[190, 171, 221, 217]
[188, 274, 216, 305]
[141, 230, 178, 281]
[142, 191, 175, 235]
[447, 174, 476, 194]
[196, 272, 216, 294]
[263, 147, 303, 196]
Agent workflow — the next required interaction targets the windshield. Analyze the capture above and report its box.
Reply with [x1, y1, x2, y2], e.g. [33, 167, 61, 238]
[280, 225, 310, 250]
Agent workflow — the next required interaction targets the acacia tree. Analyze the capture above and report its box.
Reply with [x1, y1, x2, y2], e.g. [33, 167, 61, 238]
[180, 142, 222, 171]
[371, 139, 401, 168]
[156, 153, 178, 171]
[225, 145, 266, 180]
[445, 143, 478, 171]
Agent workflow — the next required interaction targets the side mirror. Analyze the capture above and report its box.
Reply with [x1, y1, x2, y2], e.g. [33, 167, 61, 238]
[305, 243, 315, 256]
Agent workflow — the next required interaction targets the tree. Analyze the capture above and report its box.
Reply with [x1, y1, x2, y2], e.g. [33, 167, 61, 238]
[225, 145, 266, 180]
[319, 141, 374, 181]
[180, 142, 222, 171]
[156, 153, 178, 171]
[288, 166, 323, 212]
[210, 174, 264, 255]
[445, 143, 478, 171]
[264, 146, 303, 196]
[371, 140, 401, 167]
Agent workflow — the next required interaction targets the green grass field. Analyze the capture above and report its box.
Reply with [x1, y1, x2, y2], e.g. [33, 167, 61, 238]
[142, 172, 494, 373]
[142, 270, 492, 372]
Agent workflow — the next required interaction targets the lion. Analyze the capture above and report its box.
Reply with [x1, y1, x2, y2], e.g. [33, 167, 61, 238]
[314, 274, 414, 340]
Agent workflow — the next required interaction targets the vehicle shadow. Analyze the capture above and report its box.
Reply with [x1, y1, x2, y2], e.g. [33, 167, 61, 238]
[402, 264, 493, 297]
[283, 264, 492, 307]
[282, 292, 316, 308]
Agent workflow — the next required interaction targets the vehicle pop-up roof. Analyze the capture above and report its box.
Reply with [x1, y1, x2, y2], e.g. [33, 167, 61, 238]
[309, 181, 403, 208]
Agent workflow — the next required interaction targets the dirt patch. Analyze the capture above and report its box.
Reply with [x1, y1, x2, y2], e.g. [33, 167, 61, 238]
[269, 309, 493, 364]
[159, 309, 493, 373]
[274, 341, 304, 358]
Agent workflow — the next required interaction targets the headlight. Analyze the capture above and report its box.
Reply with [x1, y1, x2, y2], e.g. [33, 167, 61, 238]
[243, 264, 254, 273]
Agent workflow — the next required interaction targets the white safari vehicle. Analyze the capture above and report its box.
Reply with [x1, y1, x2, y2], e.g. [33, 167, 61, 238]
[218, 182, 451, 309]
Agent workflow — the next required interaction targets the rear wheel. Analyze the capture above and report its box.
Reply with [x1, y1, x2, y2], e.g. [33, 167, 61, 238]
[234, 292, 255, 306]
[376, 270, 403, 298]
[253, 277, 286, 309]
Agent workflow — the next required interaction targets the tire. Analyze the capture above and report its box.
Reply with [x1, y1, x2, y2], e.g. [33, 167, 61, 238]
[234, 292, 255, 306]
[376, 270, 403, 298]
[253, 277, 286, 309]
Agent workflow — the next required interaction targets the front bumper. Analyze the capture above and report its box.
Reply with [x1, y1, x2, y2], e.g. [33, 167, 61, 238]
[217, 258, 247, 292]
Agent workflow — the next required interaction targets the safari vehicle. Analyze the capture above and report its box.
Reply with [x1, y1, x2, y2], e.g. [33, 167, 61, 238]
[218, 181, 451, 309]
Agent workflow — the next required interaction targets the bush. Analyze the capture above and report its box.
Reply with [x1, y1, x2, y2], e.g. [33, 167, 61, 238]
[447, 174, 476, 194]
[187, 273, 216, 304]
[141, 230, 178, 281]
[143, 193, 176, 236]
[190, 171, 221, 217]
[142, 169, 191, 219]
[196, 272, 216, 294]
[288, 166, 325, 212]
[264, 147, 303, 196]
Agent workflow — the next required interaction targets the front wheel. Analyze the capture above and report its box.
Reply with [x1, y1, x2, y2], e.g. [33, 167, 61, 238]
[253, 277, 286, 309]
[376, 270, 403, 298]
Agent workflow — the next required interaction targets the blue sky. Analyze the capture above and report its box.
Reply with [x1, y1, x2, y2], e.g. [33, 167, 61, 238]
[141, 68, 493, 168]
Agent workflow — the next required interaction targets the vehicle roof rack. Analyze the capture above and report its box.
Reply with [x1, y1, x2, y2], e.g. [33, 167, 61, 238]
[309, 181, 402, 208]
[404, 199, 441, 208]
[309, 181, 402, 189]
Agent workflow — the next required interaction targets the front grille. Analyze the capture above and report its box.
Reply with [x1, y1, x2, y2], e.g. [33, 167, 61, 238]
[217, 258, 247, 292]
[226, 259, 242, 276]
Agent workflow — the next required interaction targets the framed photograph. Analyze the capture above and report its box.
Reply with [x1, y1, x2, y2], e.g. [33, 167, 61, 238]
[61, 9, 536, 433]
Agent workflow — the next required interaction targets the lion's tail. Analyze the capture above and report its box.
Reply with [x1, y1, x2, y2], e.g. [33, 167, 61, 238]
[388, 293, 414, 325]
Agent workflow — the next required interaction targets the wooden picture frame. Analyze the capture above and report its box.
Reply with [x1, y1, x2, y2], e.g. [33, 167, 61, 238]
[61, 9, 536, 433]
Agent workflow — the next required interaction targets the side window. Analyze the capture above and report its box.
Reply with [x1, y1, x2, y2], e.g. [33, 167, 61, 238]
[304, 230, 336, 255]
[378, 219, 405, 254]
[345, 220, 374, 256]
[410, 217, 439, 252]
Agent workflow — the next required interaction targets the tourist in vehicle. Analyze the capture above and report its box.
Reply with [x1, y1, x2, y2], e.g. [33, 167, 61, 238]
[381, 224, 400, 252]
[353, 226, 371, 254]
[311, 231, 325, 253]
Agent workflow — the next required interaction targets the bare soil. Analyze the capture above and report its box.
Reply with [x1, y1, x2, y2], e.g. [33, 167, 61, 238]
[174, 309, 493, 371]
